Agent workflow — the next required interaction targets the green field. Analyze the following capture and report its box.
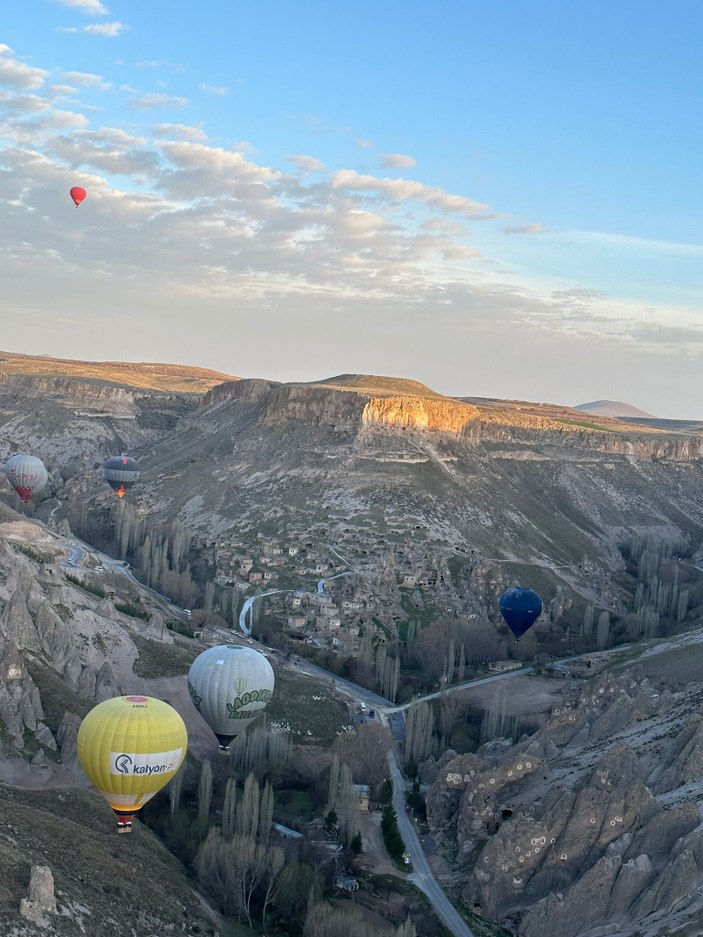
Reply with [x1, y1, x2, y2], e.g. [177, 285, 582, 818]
[266, 668, 351, 745]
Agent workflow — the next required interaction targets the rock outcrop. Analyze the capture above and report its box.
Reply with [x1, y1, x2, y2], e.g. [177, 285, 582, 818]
[19, 865, 57, 925]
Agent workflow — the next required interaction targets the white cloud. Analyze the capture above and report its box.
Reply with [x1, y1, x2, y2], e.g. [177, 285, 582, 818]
[51, 0, 109, 14]
[62, 70, 112, 90]
[151, 122, 207, 142]
[355, 138, 372, 149]
[503, 223, 543, 236]
[381, 153, 416, 169]
[0, 91, 51, 113]
[128, 92, 188, 109]
[59, 20, 127, 37]
[199, 83, 229, 96]
[331, 169, 490, 217]
[49, 83, 79, 95]
[286, 155, 325, 173]
[0, 47, 47, 89]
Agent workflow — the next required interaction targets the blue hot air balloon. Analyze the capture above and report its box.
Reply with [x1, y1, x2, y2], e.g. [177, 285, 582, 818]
[499, 587, 543, 641]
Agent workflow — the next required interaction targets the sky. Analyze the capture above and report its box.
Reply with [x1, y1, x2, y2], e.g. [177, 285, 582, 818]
[1, 1, 702, 417]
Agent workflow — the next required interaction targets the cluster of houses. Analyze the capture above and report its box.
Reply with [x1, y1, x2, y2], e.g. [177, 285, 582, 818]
[206, 530, 459, 655]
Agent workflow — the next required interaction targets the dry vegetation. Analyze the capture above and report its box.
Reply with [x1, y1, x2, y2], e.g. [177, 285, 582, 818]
[0, 350, 237, 394]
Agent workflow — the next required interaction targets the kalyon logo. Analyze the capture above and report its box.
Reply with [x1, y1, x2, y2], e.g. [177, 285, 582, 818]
[110, 748, 183, 776]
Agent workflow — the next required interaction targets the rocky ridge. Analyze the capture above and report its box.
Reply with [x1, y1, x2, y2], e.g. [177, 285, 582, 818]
[425, 668, 703, 936]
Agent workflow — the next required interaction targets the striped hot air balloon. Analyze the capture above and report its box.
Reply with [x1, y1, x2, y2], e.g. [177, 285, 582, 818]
[4, 454, 48, 503]
[103, 454, 140, 499]
[77, 695, 187, 833]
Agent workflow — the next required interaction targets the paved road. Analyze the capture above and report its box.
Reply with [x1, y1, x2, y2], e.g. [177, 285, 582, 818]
[388, 750, 474, 937]
[387, 666, 534, 713]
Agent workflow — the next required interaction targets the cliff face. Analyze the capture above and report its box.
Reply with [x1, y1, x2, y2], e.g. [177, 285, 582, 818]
[0, 374, 137, 417]
[362, 396, 480, 432]
[259, 383, 481, 433]
[203, 377, 274, 408]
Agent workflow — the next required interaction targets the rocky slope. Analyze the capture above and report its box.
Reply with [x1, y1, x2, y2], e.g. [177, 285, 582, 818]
[425, 667, 703, 937]
[0, 515, 223, 935]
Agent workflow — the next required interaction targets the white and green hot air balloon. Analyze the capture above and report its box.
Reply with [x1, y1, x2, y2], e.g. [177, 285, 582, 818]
[188, 645, 275, 754]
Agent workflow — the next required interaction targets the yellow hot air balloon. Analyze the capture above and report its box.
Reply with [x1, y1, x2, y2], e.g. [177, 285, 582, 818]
[77, 695, 187, 833]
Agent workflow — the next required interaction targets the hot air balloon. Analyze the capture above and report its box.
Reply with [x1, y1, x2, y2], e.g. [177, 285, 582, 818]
[4, 454, 48, 503]
[188, 645, 275, 754]
[499, 586, 543, 642]
[69, 186, 86, 207]
[103, 454, 140, 499]
[77, 695, 187, 833]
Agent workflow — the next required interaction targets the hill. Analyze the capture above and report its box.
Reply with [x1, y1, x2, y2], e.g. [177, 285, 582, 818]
[0, 350, 237, 395]
[575, 399, 654, 418]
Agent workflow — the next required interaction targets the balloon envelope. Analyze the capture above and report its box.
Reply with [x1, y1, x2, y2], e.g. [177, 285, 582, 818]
[77, 695, 187, 833]
[103, 454, 140, 498]
[4, 454, 48, 503]
[188, 645, 275, 753]
[70, 186, 86, 207]
[499, 587, 543, 640]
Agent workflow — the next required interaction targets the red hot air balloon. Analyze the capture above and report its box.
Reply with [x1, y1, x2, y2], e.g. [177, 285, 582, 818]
[70, 187, 87, 207]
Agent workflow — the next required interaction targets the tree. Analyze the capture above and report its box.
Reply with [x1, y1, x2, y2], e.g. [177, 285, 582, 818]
[381, 804, 405, 864]
[197, 759, 213, 821]
[261, 844, 285, 930]
[324, 809, 339, 834]
[168, 768, 184, 817]
[350, 830, 363, 856]
[334, 721, 392, 795]
[328, 753, 340, 809]
[236, 772, 260, 840]
[396, 918, 417, 937]
[222, 777, 237, 841]
[404, 701, 435, 766]
[379, 777, 393, 805]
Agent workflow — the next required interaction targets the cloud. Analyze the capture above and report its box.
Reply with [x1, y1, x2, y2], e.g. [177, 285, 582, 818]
[128, 92, 189, 109]
[49, 83, 79, 95]
[0, 91, 51, 113]
[50, 0, 109, 13]
[286, 155, 325, 174]
[151, 122, 207, 142]
[503, 223, 543, 236]
[381, 153, 416, 169]
[199, 83, 229, 96]
[355, 138, 372, 149]
[559, 229, 703, 257]
[62, 70, 112, 90]
[59, 20, 127, 37]
[331, 169, 490, 217]
[0, 47, 47, 89]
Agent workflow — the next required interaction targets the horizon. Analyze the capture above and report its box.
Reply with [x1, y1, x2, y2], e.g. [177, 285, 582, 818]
[2, 1, 702, 418]
[1, 345, 691, 420]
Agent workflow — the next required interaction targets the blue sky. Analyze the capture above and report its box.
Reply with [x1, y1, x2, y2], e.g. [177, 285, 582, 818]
[1, 0, 702, 416]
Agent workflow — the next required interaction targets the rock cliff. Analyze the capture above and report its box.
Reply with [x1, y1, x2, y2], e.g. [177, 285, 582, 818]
[426, 669, 703, 936]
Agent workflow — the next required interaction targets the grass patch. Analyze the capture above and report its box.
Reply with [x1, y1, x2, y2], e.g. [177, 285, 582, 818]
[65, 572, 107, 598]
[619, 641, 703, 685]
[15, 543, 54, 564]
[131, 634, 200, 679]
[266, 668, 351, 745]
[114, 601, 149, 620]
[273, 789, 315, 824]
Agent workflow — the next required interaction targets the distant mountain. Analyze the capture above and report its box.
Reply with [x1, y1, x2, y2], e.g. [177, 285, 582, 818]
[575, 399, 655, 418]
